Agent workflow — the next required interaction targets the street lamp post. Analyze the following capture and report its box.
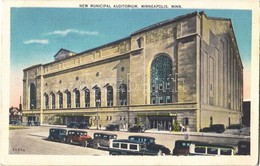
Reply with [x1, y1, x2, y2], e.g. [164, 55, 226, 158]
[96, 100, 100, 130]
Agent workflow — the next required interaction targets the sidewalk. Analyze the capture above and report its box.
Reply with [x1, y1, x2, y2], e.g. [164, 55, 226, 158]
[37, 124, 249, 139]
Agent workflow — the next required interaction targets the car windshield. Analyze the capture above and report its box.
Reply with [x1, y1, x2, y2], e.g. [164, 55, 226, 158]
[80, 132, 87, 136]
[175, 142, 191, 148]
[60, 130, 67, 134]
[227, 125, 241, 129]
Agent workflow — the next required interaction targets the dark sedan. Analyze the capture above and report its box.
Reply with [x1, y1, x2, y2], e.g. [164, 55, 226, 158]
[105, 124, 120, 131]
[48, 128, 67, 143]
[67, 122, 79, 128]
[128, 125, 145, 133]
[78, 122, 89, 129]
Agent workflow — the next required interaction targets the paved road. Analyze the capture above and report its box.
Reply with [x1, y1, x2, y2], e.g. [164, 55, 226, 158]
[9, 125, 249, 155]
[9, 126, 108, 155]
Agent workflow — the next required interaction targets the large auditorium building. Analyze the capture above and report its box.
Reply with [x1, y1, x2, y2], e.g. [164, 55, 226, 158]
[22, 11, 243, 131]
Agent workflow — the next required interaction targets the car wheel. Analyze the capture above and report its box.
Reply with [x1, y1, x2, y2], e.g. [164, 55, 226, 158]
[66, 139, 72, 144]
[60, 137, 65, 143]
[82, 141, 88, 147]
[93, 143, 99, 149]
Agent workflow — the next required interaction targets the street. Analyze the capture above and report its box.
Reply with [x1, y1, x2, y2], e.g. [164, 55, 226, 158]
[9, 125, 249, 155]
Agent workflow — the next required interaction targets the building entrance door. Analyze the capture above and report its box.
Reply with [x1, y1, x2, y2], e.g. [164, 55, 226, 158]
[148, 116, 175, 130]
[27, 116, 36, 125]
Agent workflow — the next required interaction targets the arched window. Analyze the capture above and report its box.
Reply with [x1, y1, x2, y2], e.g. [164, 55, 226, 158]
[66, 91, 71, 108]
[119, 84, 127, 105]
[58, 91, 63, 109]
[107, 86, 113, 106]
[84, 89, 90, 107]
[95, 87, 101, 107]
[150, 54, 173, 104]
[74, 89, 80, 108]
[30, 83, 37, 109]
[44, 93, 49, 109]
[51, 93, 55, 109]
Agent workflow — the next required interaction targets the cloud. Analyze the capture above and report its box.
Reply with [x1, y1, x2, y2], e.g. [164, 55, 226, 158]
[45, 29, 99, 37]
[23, 39, 49, 45]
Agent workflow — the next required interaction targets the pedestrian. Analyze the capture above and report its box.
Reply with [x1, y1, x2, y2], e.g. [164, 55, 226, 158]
[180, 124, 185, 132]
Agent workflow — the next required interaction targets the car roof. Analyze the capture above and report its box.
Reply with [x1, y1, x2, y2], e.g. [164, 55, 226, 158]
[68, 130, 87, 133]
[50, 128, 67, 131]
[175, 140, 201, 143]
[94, 132, 117, 136]
[128, 135, 155, 139]
[113, 139, 144, 144]
[191, 142, 234, 149]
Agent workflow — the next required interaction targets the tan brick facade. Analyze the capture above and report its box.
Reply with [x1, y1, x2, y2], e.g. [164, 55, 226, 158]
[22, 12, 243, 131]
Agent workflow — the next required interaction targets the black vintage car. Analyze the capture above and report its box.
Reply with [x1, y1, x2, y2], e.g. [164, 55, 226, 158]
[78, 122, 89, 129]
[128, 125, 145, 133]
[128, 135, 171, 155]
[200, 124, 225, 133]
[172, 140, 202, 156]
[67, 122, 79, 128]
[48, 128, 67, 143]
[26, 121, 40, 126]
[105, 124, 120, 131]
[237, 141, 250, 155]
[9, 120, 22, 126]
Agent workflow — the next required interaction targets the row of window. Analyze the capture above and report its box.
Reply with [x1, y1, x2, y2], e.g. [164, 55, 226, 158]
[30, 54, 176, 109]
[43, 84, 127, 109]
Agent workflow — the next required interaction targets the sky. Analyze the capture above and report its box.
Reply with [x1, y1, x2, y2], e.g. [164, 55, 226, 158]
[10, 8, 252, 107]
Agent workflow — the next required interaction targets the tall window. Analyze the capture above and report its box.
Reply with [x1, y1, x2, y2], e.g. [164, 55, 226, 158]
[74, 89, 80, 108]
[51, 93, 55, 109]
[150, 54, 173, 104]
[30, 83, 37, 109]
[58, 91, 63, 109]
[66, 91, 71, 108]
[95, 87, 101, 107]
[44, 93, 49, 109]
[84, 89, 90, 107]
[107, 86, 113, 106]
[119, 84, 127, 105]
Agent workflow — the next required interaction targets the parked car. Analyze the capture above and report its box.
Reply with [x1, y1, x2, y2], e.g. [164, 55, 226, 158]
[224, 124, 241, 135]
[200, 124, 225, 133]
[48, 128, 67, 143]
[66, 130, 92, 147]
[189, 142, 236, 156]
[109, 139, 166, 156]
[128, 125, 145, 133]
[172, 140, 202, 156]
[105, 124, 120, 131]
[26, 121, 40, 126]
[128, 135, 155, 145]
[89, 132, 117, 149]
[128, 135, 171, 155]
[237, 141, 250, 155]
[67, 122, 79, 128]
[33, 121, 40, 126]
[9, 120, 22, 126]
[78, 122, 89, 129]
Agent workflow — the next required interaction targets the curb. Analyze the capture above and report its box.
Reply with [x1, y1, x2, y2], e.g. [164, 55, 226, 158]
[39, 124, 249, 139]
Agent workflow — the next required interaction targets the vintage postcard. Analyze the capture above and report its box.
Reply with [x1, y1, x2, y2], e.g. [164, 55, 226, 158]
[1, 0, 259, 165]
